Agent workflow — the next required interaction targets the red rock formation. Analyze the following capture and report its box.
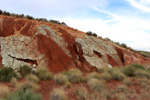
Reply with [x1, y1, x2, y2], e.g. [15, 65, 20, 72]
[0, 15, 150, 72]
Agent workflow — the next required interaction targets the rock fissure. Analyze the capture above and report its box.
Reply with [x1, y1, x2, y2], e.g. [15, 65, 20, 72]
[8, 55, 37, 66]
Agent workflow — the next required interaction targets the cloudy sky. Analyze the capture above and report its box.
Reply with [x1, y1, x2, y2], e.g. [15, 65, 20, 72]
[0, 0, 150, 51]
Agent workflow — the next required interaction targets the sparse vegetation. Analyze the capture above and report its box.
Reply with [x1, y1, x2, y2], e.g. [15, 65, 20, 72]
[86, 31, 98, 37]
[123, 78, 132, 86]
[4, 89, 42, 100]
[54, 73, 68, 85]
[66, 68, 83, 83]
[101, 72, 112, 82]
[75, 86, 89, 100]
[26, 74, 39, 84]
[0, 67, 18, 82]
[15, 80, 39, 91]
[116, 85, 127, 93]
[0, 85, 9, 98]
[88, 78, 106, 92]
[0, 9, 67, 26]
[111, 70, 126, 81]
[18, 65, 32, 77]
[50, 88, 68, 100]
[35, 66, 53, 80]
[87, 72, 100, 80]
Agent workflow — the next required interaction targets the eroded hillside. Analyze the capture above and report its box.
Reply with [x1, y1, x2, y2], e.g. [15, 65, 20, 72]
[0, 15, 150, 72]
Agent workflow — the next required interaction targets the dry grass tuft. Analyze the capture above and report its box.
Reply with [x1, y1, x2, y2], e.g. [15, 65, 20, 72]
[50, 88, 68, 100]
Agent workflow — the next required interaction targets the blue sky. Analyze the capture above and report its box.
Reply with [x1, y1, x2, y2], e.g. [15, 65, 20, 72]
[0, 0, 150, 51]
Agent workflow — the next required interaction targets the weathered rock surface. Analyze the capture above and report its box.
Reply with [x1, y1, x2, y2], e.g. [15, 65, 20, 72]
[0, 15, 150, 72]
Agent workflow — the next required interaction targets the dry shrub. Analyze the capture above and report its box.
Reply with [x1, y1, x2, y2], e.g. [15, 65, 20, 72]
[75, 86, 89, 100]
[111, 70, 126, 81]
[36, 66, 53, 80]
[116, 85, 127, 93]
[123, 78, 132, 86]
[88, 78, 106, 92]
[15, 80, 39, 91]
[54, 73, 68, 85]
[11, 77, 18, 87]
[98, 67, 113, 74]
[101, 72, 112, 82]
[26, 74, 39, 84]
[87, 72, 100, 80]
[138, 78, 150, 88]
[135, 70, 150, 79]
[0, 85, 9, 98]
[67, 68, 82, 83]
[50, 88, 68, 100]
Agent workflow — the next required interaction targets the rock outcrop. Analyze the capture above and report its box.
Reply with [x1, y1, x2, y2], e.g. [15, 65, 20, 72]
[0, 15, 150, 72]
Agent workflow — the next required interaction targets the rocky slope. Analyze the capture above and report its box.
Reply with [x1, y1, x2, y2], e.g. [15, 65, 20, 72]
[0, 15, 150, 72]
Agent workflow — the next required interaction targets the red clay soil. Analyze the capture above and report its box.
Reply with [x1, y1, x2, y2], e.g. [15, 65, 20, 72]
[37, 34, 74, 73]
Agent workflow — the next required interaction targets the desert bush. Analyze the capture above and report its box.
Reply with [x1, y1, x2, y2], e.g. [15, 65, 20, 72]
[18, 65, 32, 77]
[36, 66, 53, 80]
[65, 81, 71, 88]
[123, 78, 132, 86]
[122, 66, 136, 77]
[0, 67, 18, 82]
[87, 72, 100, 80]
[116, 85, 127, 93]
[4, 89, 42, 100]
[26, 74, 39, 84]
[122, 64, 145, 77]
[75, 86, 89, 100]
[67, 68, 82, 83]
[130, 64, 145, 70]
[50, 88, 68, 100]
[101, 72, 112, 82]
[135, 70, 150, 79]
[15, 80, 39, 91]
[54, 73, 68, 85]
[0, 85, 9, 98]
[138, 78, 150, 88]
[98, 67, 113, 74]
[11, 77, 18, 87]
[88, 78, 106, 92]
[111, 70, 126, 81]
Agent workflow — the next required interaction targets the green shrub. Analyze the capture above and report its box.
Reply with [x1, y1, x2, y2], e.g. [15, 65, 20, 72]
[54, 73, 68, 85]
[36, 67, 53, 80]
[67, 68, 82, 83]
[4, 89, 42, 100]
[18, 65, 32, 77]
[122, 64, 145, 77]
[0, 67, 18, 82]
[130, 64, 145, 70]
[88, 78, 106, 92]
[50, 88, 68, 100]
[101, 72, 112, 82]
[122, 66, 136, 77]
[111, 70, 126, 81]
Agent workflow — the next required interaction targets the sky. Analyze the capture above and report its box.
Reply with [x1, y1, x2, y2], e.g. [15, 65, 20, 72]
[0, 0, 150, 51]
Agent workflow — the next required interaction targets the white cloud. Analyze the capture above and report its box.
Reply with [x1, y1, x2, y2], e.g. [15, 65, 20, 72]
[57, 8, 150, 51]
[126, 0, 150, 12]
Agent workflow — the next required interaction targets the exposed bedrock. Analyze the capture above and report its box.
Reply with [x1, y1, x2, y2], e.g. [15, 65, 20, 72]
[0, 15, 150, 72]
